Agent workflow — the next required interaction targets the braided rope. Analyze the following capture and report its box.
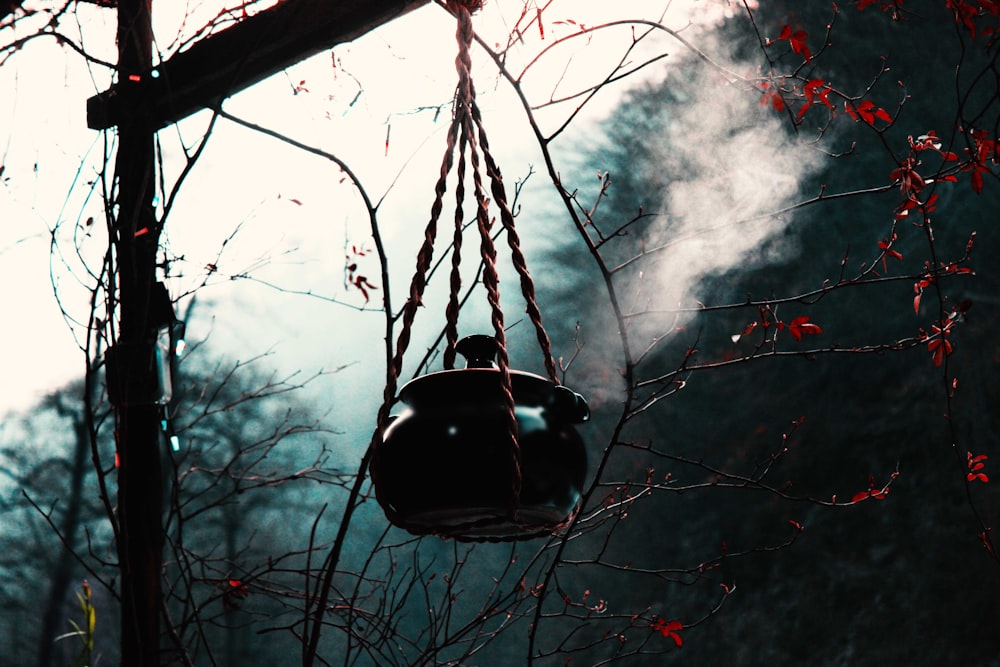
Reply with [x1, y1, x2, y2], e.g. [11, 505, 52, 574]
[470, 93, 559, 383]
[378, 507, 579, 543]
[442, 126, 468, 370]
[441, 0, 476, 370]
[370, 109, 462, 522]
[446, 0, 485, 13]
[386, 111, 461, 391]
[454, 5, 523, 516]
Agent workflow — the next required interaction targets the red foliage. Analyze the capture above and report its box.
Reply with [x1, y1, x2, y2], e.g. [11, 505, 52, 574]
[851, 472, 898, 502]
[846, 99, 893, 126]
[889, 158, 926, 198]
[967, 452, 989, 483]
[759, 81, 785, 111]
[345, 244, 379, 303]
[946, 0, 1000, 40]
[222, 579, 250, 610]
[787, 316, 823, 342]
[651, 618, 684, 647]
[924, 321, 955, 366]
[777, 24, 812, 62]
[877, 234, 904, 272]
[797, 79, 834, 120]
[854, 0, 906, 16]
[851, 488, 888, 502]
[959, 128, 998, 194]
[732, 309, 823, 344]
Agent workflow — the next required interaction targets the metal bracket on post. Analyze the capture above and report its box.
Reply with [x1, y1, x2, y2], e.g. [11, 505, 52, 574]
[105, 282, 177, 407]
[105, 339, 173, 408]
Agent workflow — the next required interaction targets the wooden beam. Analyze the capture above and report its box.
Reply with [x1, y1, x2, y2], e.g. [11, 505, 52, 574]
[0, 0, 26, 22]
[88, 0, 432, 130]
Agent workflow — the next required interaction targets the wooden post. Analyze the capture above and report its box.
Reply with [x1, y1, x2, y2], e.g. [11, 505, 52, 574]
[95, 2, 433, 664]
[114, 0, 164, 664]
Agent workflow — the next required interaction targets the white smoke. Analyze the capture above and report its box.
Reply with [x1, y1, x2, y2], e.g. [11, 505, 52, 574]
[638, 58, 822, 324]
[557, 50, 825, 407]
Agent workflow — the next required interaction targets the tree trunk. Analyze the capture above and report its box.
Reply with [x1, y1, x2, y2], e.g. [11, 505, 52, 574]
[36, 399, 90, 667]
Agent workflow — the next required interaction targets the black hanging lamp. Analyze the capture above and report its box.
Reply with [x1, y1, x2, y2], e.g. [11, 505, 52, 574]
[368, 1, 589, 541]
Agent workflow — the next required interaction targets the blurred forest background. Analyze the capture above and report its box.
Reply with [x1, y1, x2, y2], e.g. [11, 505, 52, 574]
[1, 0, 999, 665]
[579, 2, 1000, 664]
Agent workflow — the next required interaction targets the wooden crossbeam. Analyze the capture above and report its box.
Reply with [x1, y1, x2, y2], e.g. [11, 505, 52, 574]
[88, 0, 432, 130]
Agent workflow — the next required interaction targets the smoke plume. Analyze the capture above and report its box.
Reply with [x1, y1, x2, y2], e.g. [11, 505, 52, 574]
[640, 56, 822, 324]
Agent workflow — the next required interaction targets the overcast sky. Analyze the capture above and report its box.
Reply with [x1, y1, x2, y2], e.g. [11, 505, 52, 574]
[0, 0, 736, 416]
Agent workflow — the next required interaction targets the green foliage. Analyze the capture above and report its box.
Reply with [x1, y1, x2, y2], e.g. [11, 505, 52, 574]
[54, 581, 95, 667]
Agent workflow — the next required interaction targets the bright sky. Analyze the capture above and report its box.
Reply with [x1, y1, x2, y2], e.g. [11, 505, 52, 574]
[0, 0, 732, 416]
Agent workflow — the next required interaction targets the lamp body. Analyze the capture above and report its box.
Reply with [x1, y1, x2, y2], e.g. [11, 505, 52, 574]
[373, 367, 588, 540]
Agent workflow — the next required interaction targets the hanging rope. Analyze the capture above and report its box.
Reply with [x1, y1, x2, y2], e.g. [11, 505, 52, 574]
[372, 0, 561, 537]
[444, 0, 521, 518]
[370, 107, 461, 523]
[470, 92, 558, 382]
[449, 0, 557, 381]
[442, 85, 469, 371]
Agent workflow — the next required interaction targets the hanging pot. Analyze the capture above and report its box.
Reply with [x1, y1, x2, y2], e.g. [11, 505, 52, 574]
[372, 335, 589, 540]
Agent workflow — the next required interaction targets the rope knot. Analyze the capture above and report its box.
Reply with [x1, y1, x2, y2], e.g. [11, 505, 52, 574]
[447, 0, 485, 14]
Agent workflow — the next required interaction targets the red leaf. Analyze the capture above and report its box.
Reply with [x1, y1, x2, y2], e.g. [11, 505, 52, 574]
[760, 88, 786, 112]
[788, 316, 823, 342]
[651, 618, 684, 647]
[790, 30, 811, 61]
[928, 338, 952, 366]
[854, 478, 890, 502]
[803, 78, 834, 110]
[775, 24, 811, 61]
[967, 453, 989, 483]
[877, 235, 903, 271]
[849, 99, 892, 126]
[857, 100, 876, 123]
[971, 169, 984, 194]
